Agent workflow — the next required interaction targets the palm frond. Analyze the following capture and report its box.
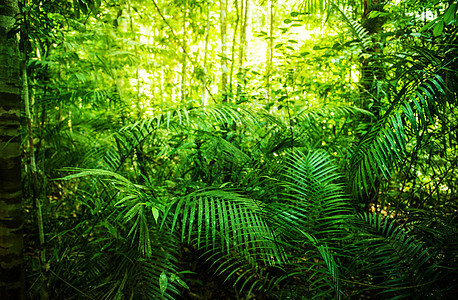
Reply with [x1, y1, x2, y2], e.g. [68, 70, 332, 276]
[60, 168, 164, 256]
[55, 168, 182, 299]
[330, 3, 373, 50]
[349, 57, 452, 199]
[162, 188, 286, 293]
[163, 188, 284, 262]
[274, 150, 351, 239]
[349, 212, 437, 298]
[265, 150, 349, 298]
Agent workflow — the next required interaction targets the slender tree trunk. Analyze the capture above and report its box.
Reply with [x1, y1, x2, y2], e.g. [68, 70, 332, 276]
[21, 42, 48, 300]
[127, 0, 149, 182]
[127, 0, 143, 118]
[360, 0, 386, 211]
[219, 0, 228, 102]
[229, 0, 240, 99]
[266, 0, 274, 102]
[160, 69, 165, 109]
[202, 0, 211, 106]
[236, 0, 249, 102]
[360, 0, 385, 117]
[0, 0, 25, 299]
[181, 0, 187, 106]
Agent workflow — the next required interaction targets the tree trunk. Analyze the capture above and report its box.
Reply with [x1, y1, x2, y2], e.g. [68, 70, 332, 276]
[0, 0, 25, 299]
[229, 0, 240, 98]
[236, 0, 249, 102]
[360, 0, 386, 211]
[266, 0, 274, 103]
[127, 0, 143, 118]
[202, 0, 211, 106]
[360, 0, 385, 117]
[181, 0, 187, 106]
[219, 0, 228, 102]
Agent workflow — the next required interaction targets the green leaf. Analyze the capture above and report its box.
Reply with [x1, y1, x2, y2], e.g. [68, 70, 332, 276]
[170, 274, 189, 290]
[367, 10, 382, 18]
[152, 207, 159, 222]
[159, 271, 168, 295]
[444, 3, 457, 24]
[433, 20, 444, 37]
[420, 20, 436, 32]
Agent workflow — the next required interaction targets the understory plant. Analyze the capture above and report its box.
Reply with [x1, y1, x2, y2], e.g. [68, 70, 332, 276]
[43, 98, 456, 299]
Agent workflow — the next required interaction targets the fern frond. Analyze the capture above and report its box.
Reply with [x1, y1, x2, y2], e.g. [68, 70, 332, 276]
[59, 168, 164, 256]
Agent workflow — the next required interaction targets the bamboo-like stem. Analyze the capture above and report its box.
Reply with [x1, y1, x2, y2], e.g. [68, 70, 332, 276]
[229, 0, 240, 99]
[181, 0, 188, 105]
[0, 1, 25, 298]
[151, 0, 216, 103]
[22, 43, 48, 300]
[236, 0, 249, 101]
[127, 0, 143, 117]
[202, 0, 211, 106]
[266, 0, 274, 102]
[219, 0, 228, 102]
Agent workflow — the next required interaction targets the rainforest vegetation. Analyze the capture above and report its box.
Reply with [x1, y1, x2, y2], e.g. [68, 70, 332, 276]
[0, 0, 457, 299]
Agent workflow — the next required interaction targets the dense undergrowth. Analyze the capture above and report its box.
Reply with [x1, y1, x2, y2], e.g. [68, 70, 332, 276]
[15, 0, 458, 299]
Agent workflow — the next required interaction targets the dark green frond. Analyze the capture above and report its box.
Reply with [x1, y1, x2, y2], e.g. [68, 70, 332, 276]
[275, 150, 351, 240]
[349, 56, 452, 199]
[350, 212, 437, 298]
[164, 188, 285, 264]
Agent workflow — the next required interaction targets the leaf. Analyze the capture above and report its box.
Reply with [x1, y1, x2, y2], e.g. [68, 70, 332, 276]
[433, 20, 444, 37]
[367, 10, 382, 18]
[159, 271, 168, 295]
[170, 273, 189, 290]
[420, 20, 436, 32]
[152, 207, 159, 222]
[444, 3, 457, 24]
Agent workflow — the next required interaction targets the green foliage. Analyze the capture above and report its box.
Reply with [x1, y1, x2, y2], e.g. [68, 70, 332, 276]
[350, 212, 437, 298]
[20, 0, 458, 298]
